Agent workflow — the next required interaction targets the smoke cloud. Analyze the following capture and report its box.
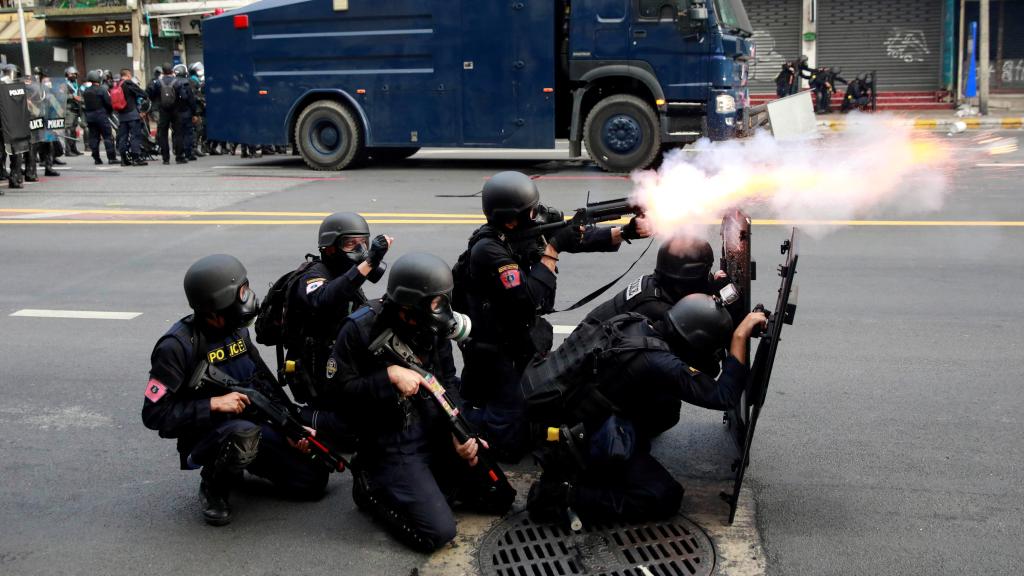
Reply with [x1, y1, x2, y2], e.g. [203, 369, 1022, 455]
[630, 114, 958, 238]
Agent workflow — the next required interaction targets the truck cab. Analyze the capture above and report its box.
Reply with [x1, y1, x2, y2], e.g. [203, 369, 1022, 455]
[203, 0, 752, 173]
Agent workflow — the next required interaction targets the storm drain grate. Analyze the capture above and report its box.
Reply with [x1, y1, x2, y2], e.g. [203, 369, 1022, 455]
[476, 512, 715, 576]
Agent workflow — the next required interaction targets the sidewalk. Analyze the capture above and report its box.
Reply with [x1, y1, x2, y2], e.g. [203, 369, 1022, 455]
[817, 110, 1024, 131]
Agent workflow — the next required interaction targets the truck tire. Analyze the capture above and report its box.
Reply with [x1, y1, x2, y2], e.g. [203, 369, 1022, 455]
[367, 147, 420, 163]
[294, 100, 363, 171]
[583, 94, 661, 173]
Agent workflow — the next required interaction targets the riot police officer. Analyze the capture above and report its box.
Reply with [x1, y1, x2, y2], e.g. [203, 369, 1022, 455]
[172, 64, 198, 162]
[280, 212, 390, 449]
[82, 69, 116, 165]
[459, 171, 649, 460]
[577, 235, 725, 331]
[524, 295, 767, 524]
[188, 62, 206, 158]
[142, 254, 328, 526]
[327, 253, 510, 552]
[62, 66, 84, 156]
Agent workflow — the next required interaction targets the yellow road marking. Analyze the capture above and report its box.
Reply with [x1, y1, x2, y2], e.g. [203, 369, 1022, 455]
[0, 208, 483, 218]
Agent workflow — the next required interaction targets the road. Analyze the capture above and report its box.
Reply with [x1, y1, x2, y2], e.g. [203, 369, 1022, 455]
[0, 136, 1022, 575]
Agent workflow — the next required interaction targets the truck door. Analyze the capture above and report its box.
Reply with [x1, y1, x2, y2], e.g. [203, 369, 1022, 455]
[571, 0, 630, 60]
[460, 2, 516, 145]
[629, 0, 709, 101]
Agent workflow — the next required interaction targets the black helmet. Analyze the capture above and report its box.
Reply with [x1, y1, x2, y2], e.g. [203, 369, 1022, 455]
[318, 211, 369, 248]
[386, 252, 470, 343]
[656, 236, 713, 282]
[664, 294, 733, 361]
[183, 254, 259, 328]
[482, 171, 540, 225]
[86, 70, 101, 83]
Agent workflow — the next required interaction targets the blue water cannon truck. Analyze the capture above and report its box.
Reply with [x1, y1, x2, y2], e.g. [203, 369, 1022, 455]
[203, 0, 753, 172]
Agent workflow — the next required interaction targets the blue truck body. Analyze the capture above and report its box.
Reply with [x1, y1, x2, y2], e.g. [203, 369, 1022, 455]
[203, 0, 753, 172]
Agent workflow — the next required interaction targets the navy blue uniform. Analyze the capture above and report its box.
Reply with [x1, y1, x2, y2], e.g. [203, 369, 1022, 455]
[284, 259, 367, 448]
[460, 224, 618, 459]
[327, 302, 504, 552]
[142, 317, 327, 499]
[82, 84, 115, 163]
[561, 324, 748, 523]
[115, 80, 147, 161]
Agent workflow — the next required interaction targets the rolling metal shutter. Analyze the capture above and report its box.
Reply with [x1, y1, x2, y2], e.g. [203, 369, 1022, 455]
[744, 0, 803, 92]
[817, 0, 942, 91]
[83, 37, 132, 77]
[185, 35, 204, 68]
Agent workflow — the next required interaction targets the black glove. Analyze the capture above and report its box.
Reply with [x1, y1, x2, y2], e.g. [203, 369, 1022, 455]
[548, 226, 584, 254]
[620, 217, 643, 242]
[366, 234, 389, 268]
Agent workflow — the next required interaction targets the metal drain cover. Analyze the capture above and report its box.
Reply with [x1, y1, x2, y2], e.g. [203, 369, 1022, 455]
[476, 512, 715, 576]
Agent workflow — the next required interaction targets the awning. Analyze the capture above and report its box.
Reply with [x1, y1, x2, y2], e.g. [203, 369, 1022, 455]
[145, 0, 252, 18]
[0, 15, 48, 45]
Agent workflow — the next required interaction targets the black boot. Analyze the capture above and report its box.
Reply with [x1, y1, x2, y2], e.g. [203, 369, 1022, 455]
[526, 475, 575, 526]
[199, 473, 232, 527]
[44, 168, 60, 177]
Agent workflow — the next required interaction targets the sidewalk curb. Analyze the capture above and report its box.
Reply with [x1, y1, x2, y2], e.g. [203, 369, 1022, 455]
[818, 117, 1024, 131]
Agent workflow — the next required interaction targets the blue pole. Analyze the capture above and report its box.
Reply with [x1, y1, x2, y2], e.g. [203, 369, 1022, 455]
[942, 0, 955, 90]
[965, 21, 977, 98]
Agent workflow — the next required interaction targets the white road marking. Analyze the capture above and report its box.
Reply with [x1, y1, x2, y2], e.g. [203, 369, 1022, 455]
[10, 309, 142, 320]
[976, 163, 1024, 167]
[7, 211, 80, 219]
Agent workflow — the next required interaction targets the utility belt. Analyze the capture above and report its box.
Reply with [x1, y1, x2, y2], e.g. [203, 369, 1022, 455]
[283, 336, 333, 407]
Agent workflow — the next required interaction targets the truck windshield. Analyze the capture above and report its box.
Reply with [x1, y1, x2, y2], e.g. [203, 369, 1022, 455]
[714, 0, 753, 36]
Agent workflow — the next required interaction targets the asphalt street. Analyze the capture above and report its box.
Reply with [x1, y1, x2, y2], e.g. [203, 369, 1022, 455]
[0, 135, 1022, 576]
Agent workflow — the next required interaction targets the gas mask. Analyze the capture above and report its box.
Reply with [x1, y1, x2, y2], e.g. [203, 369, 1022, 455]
[220, 283, 259, 330]
[400, 295, 472, 347]
[323, 235, 369, 272]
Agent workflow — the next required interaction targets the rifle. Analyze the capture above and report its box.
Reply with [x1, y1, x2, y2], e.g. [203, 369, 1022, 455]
[720, 228, 799, 524]
[368, 329, 516, 511]
[201, 364, 350, 474]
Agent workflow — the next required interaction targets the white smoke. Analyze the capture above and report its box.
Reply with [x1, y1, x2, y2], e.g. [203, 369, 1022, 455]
[631, 114, 954, 238]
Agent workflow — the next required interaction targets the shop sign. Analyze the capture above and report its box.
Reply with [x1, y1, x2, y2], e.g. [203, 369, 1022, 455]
[67, 20, 131, 37]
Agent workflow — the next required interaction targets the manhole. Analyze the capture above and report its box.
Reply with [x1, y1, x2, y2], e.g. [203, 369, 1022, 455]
[476, 511, 715, 576]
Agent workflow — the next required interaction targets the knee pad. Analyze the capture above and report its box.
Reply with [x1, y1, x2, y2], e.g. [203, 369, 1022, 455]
[216, 425, 261, 471]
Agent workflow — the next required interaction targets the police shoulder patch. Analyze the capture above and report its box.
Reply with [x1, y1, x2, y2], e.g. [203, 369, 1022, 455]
[326, 358, 337, 379]
[145, 378, 168, 403]
[306, 279, 325, 294]
[687, 366, 701, 375]
[625, 276, 644, 301]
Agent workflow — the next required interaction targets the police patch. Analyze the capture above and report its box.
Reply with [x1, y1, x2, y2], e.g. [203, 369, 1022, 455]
[500, 269, 522, 289]
[306, 280, 325, 294]
[687, 366, 701, 375]
[625, 276, 644, 301]
[326, 358, 337, 379]
[145, 378, 167, 403]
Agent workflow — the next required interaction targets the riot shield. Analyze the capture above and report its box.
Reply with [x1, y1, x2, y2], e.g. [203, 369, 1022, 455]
[720, 227, 799, 524]
[26, 78, 46, 144]
[41, 79, 68, 143]
[720, 210, 755, 355]
[0, 80, 32, 154]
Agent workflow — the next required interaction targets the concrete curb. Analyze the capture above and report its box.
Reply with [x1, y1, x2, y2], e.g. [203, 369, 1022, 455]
[818, 117, 1024, 131]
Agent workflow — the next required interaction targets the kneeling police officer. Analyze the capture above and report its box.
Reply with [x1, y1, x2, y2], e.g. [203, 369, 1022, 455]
[142, 254, 328, 526]
[578, 235, 725, 331]
[280, 212, 390, 450]
[460, 171, 650, 460]
[524, 294, 767, 525]
[327, 252, 509, 552]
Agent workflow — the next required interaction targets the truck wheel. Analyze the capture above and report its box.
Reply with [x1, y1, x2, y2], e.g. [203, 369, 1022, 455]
[294, 100, 363, 171]
[368, 147, 420, 163]
[583, 94, 660, 173]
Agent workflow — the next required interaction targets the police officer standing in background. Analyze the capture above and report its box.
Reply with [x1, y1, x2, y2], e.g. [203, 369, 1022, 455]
[524, 295, 767, 525]
[459, 170, 650, 460]
[327, 253, 510, 552]
[115, 68, 149, 166]
[82, 70, 116, 165]
[172, 64, 198, 162]
[149, 63, 184, 164]
[577, 235, 726, 331]
[142, 254, 328, 526]
[62, 66, 83, 156]
[280, 212, 391, 449]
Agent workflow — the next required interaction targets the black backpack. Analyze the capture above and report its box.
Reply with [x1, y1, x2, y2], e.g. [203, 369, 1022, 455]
[521, 313, 670, 426]
[159, 77, 178, 109]
[254, 256, 321, 347]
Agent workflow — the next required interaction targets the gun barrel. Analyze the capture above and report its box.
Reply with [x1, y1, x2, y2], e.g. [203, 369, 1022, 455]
[584, 198, 640, 223]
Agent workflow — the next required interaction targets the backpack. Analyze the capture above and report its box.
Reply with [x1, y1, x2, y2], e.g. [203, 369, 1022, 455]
[110, 81, 127, 112]
[159, 77, 178, 109]
[254, 256, 321, 347]
[521, 313, 670, 426]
